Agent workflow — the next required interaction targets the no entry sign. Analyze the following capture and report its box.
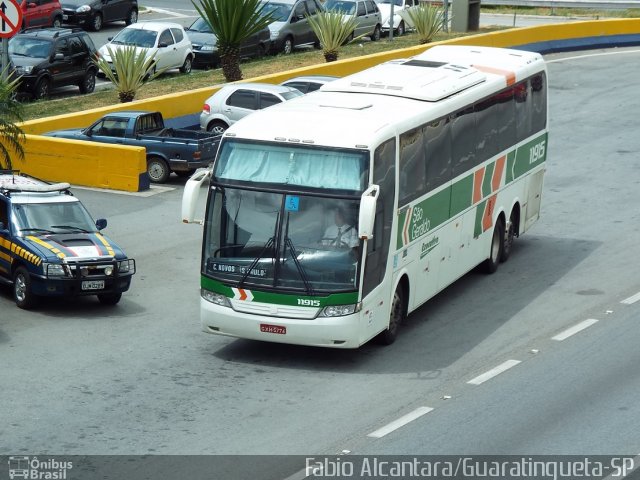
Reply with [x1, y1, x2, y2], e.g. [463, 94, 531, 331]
[0, 0, 22, 38]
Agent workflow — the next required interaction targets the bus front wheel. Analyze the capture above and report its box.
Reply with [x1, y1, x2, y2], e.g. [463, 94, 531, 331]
[483, 218, 504, 274]
[377, 286, 405, 345]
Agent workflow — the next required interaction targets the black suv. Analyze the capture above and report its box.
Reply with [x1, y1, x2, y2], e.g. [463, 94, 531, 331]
[8, 27, 98, 100]
[60, 0, 138, 31]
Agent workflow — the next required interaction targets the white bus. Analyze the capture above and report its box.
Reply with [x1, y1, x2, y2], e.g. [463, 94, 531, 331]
[182, 45, 548, 348]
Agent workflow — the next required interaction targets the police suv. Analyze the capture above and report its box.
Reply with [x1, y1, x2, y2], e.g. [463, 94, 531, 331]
[0, 172, 136, 309]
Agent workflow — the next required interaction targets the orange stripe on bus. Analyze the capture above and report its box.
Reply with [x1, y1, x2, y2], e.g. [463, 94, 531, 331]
[483, 195, 497, 232]
[473, 167, 485, 204]
[473, 65, 516, 86]
[492, 156, 506, 192]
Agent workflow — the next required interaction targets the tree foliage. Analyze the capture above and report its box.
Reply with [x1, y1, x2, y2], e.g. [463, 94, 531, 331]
[308, 10, 362, 62]
[0, 69, 25, 170]
[406, 3, 446, 44]
[192, 0, 275, 82]
[94, 46, 161, 103]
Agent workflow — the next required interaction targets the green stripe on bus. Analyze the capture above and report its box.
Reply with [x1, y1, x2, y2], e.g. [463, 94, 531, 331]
[450, 174, 473, 218]
[474, 200, 486, 238]
[506, 133, 548, 183]
[201, 276, 359, 306]
[482, 161, 495, 197]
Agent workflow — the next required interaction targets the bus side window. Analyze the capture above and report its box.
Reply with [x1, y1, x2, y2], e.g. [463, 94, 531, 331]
[399, 127, 426, 206]
[514, 80, 531, 142]
[475, 95, 499, 161]
[424, 117, 452, 191]
[531, 73, 547, 133]
[496, 87, 516, 152]
[451, 106, 476, 178]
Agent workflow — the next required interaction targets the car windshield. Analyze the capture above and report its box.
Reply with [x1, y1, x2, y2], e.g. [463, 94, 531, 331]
[260, 2, 293, 21]
[325, 0, 356, 14]
[8, 38, 52, 58]
[281, 90, 304, 100]
[12, 202, 98, 235]
[378, 0, 402, 5]
[110, 28, 158, 48]
[187, 17, 212, 33]
[204, 188, 361, 293]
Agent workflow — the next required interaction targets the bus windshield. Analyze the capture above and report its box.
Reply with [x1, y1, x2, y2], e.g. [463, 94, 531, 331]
[203, 187, 362, 293]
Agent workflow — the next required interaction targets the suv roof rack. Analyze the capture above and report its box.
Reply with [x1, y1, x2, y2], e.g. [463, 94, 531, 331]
[0, 171, 72, 196]
[21, 27, 84, 37]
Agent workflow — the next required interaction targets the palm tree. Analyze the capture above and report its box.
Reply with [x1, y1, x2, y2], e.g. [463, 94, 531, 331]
[406, 3, 446, 44]
[94, 45, 161, 103]
[0, 68, 25, 170]
[308, 10, 361, 62]
[192, 0, 275, 82]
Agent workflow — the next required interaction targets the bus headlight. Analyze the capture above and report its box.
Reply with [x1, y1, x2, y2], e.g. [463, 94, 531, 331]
[44, 263, 67, 277]
[201, 289, 231, 307]
[319, 304, 359, 317]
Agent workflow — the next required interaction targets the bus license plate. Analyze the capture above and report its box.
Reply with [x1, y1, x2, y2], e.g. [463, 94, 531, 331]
[260, 324, 286, 335]
[82, 280, 105, 291]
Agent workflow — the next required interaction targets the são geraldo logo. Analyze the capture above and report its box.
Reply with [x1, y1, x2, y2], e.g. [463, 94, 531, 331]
[8, 456, 73, 480]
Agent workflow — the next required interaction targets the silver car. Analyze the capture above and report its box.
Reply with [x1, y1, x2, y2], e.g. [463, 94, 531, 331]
[260, 0, 325, 54]
[200, 82, 304, 134]
[324, 0, 382, 42]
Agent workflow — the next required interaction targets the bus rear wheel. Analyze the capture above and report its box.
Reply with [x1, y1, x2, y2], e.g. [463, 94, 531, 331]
[483, 218, 504, 274]
[377, 286, 405, 345]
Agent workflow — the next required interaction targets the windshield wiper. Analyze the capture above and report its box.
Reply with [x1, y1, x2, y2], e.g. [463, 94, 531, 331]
[283, 212, 313, 296]
[51, 225, 90, 233]
[20, 227, 54, 234]
[238, 212, 279, 288]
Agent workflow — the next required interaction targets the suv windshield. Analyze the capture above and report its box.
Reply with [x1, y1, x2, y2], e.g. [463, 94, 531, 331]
[12, 202, 98, 235]
[204, 188, 361, 292]
[111, 28, 157, 48]
[9, 38, 52, 58]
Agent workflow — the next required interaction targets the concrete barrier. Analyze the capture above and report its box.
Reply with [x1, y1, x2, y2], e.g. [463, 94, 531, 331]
[12, 135, 148, 192]
[16, 18, 640, 191]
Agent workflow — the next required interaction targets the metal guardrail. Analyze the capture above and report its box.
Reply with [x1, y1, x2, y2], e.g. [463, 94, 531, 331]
[481, 0, 640, 9]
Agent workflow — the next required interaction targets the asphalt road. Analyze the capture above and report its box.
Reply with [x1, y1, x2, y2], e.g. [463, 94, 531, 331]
[2, 47, 640, 477]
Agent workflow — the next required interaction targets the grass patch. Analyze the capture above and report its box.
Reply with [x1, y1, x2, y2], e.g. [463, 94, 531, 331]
[21, 28, 501, 121]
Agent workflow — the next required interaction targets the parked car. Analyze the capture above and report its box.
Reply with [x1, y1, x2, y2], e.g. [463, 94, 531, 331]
[185, 17, 270, 69]
[0, 172, 136, 309]
[44, 111, 220, 183]
[20, 0, 63, 29]
[60, 0, 137, 31]
[200, 83, 303, 134]
[280, 75, 338, 94]
[8, 27, 98, 99]
[260, 0, 325, 54]
[324, 0, 382, 41]
[97, 22, 193, 76]
[375, 0, 418, 36]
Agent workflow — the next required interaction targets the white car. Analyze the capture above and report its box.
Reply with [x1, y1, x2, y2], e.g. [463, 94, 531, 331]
[98, 21, 194, 76]
[375, 0, 419, 36]
[200, 83, 303, 134]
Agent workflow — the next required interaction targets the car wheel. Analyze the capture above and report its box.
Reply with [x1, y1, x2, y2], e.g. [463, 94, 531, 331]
[13, 267, 37, 310]
[52, 16, 62, 28]
[257, 43, 266, 58]
[125, 8, 138, 25]
[179, 55, 192, 74]
[283, 36, 293, 55]
[147, 156, 170, 183]
[343, 31, 354, 45]
[91, 12, 102, 31]
[207, 120, 228, 135]
[98, 293, 122, 305]
[79, 69, 96, 94]
[34, 77, 50, 100]
[396, 21, 405, 36]
[372, 24, 381, 41]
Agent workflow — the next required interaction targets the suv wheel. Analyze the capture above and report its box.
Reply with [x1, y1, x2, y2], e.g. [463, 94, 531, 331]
[34, 77, 51, 100]
[79, 69, 96, 94]
[13, 267, 37, 310]
[179, 55, 192, 74]
[91, 12, 102, 31]
[52, 16, 62, 28]
[125, 8, 138, 25]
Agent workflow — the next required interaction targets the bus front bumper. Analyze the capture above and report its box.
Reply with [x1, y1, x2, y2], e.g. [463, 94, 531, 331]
[200, 299, 363, 349]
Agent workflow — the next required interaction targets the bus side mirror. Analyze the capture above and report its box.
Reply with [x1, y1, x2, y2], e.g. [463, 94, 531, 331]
[182, 168, 212, 224]
[96, 218, 107, 230]
[358, 184, 379, 240]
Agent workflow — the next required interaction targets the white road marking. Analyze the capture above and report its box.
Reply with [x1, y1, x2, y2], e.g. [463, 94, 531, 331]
[621, 291, 640, 305]
[552, 318, 599, 341]
[547, 49, 640, 63]
[367, 406, 434, 439]
[467, 359, 521, 386]
[72, 184, 175, 196]
[146, 7, 190, 17]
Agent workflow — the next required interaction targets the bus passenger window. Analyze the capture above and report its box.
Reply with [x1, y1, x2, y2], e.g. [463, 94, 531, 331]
[399, 127, 426, 205]
[451, 106, 476, 178]
[425, 118, 452, 191]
